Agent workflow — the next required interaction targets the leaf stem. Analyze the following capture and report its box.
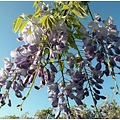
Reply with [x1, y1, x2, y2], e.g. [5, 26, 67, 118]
[17, 47, 44, 111]
[86, 3, 94, 21]
[84, 67, 101, 118]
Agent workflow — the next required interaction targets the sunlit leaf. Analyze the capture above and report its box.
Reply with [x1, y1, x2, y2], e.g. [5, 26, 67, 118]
[36, 6, 40, 14]
[68, 1, 73, 6]
[49, 16, 56, 25]
[34, 6, 41, 18]
[19, 21, 28, 33]
[74, 2, 88, 16]
[71, 9, 85, 18]
[27, 14, 33, 19]
[33, 1, 39, 7]
[50, 58, 54, 63]
[13, 17, 23, 32]
[40, 15, 48, 27]
[13, 19, 17, 32]
[62, 5, 69, 10]
[59, 61, 64, 71]
[47, 18, 52, 32]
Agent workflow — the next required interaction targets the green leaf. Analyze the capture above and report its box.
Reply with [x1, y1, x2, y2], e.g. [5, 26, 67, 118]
[27, 14, 33, 19]
[50, 58, 54, 63]
[49, 16, 56, 25]
[33, 1, 39, 7]
[19, 21, 28, 33]
[74, 33, 82, 39]
[62, 5, 69, 10]
[59, 61, 64, 71]
[13, 19, 17, 32]
[34, 7, 41, 18]
[40, 15, 54, 31]
[44, 48, 49, 55]
[40, 15, 48, 27]
[68, 1, 73, 6]
[67, 15, 83, 27]
[71, 9, 85, 18]
[36, 6, 40, 14]
[74, 2, 88, 16]
[13, 17, 23, 32]
[47, 18, 52, 32]
[68, 35, 77, 50]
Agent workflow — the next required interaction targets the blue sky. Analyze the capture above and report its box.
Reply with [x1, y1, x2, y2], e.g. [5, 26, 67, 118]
[0, 1, 120, 117]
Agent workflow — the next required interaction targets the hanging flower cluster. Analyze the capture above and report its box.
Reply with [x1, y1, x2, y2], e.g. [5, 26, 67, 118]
[81, 14, 120, 62]
[0, 16, 73, 117]
[79, 13, 120, 95]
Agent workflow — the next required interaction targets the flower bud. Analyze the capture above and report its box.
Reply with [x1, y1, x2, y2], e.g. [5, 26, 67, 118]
[114, 46, 120, 54]
[8, 99, 11, 107]
[114, 56, 120, 62]
[52, 98, 58, 108]
[95, 62, 102, 70]
[50, 63, 57, 72]
[74, 97, 83, 105]
[23, 75, 30, 85]
[34, 85, 40, 90]
[28, 73, 35, 84]
[1, 99, 5, 106]
[15, 90, 22, 98]
[6, 80, 12, 90]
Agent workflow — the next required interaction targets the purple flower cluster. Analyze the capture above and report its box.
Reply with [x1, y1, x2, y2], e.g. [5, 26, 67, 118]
[0, 13, 119, 119]
[77, 14, 120, 105]
[0, 18, 70, 110]
[81, 14, 120, 63]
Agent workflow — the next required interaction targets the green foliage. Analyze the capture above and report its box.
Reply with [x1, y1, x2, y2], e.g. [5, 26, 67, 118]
[59, 61, 64, 71]
[34, 108, 55, 119]
[19, 21, 28, 33]
[13, 17, 23, 33]
[59, 98, 120, 119]
[1, 99, 120, 119]
[40, 15, 56, 32]
[33, 1, 39, 7]
[68, 35, 78, 50]
[1, 115, 20, 119]
[71, 9, 85, 19]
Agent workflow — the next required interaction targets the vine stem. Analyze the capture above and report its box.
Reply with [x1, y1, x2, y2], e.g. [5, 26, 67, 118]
[88, 82, 101, 118]
[18, 74, 36, 111]
[86, 2, 94, 21]
[85, 3, 103, 117]
[84, 67, 101, 118]
[58, 59, 70, 108]
[100, 42, 119, 91]
[61, 1, 74, 117]
[17, 46, 44, 111]
[58, 59, 75, 119]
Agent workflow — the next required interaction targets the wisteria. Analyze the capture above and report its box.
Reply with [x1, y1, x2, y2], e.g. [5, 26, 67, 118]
[0, 1, 120, 119]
